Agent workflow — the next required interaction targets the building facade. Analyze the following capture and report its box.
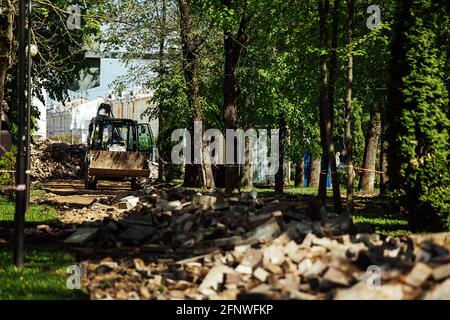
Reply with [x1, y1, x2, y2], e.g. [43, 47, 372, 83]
[46, 94, 159, 144]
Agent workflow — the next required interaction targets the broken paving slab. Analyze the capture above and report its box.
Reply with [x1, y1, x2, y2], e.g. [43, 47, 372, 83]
[65, 228, 98, 245]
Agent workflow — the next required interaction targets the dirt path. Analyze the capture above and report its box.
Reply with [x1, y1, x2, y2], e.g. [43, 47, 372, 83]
[33, 179, 133, 209]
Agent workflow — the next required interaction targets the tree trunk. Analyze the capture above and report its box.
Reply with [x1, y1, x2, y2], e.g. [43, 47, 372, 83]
[379, 130, 389, 194]
[327, 0, 342, 214]
[344, 0, 355, 214]
[318, 0, 342, 213]
[318, 0, 330, 202]
[294, 160, 304, 187]
[379, 85, 388, 194]
[359, 100, 381, 193]
[275, 114, 287, 194]
[309, 155, 321, 187]
[222, 1, 249, 193]
[157, 0, 167, 181]
[0, 0, 14, 109]
[178, 0, 214, 188]
[239, 139, 253, 189]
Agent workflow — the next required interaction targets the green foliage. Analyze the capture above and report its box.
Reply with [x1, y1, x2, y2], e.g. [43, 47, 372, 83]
[387, 0, 450, 231]
[0, 148, 16, 187]
[145, 61, 190, 180]
[2, 0, 106, 142]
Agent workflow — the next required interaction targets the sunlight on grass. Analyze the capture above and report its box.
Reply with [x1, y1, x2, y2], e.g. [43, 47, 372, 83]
[0, 246, 83, 300]
[0, 196, 59, 224]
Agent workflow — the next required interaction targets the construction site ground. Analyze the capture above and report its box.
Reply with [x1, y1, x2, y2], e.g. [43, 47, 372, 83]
[1, 175, 449, 300]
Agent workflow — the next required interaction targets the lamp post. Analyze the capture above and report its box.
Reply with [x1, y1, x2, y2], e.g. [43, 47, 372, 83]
[14, 0, 27, 267]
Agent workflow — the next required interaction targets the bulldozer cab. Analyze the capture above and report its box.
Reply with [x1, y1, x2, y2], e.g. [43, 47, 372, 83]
[89, 119, 138, 152]
[85, 104, 155, 190]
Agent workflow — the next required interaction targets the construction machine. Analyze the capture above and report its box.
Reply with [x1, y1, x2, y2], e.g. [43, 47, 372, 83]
[85, 103, 156, 190]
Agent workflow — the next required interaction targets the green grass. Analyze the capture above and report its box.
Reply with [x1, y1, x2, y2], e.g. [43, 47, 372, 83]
[0, 195, 86, 300]
[353, 213, 410, 236]
[0, 245, 85, 300]
[0, 195, 59, 224]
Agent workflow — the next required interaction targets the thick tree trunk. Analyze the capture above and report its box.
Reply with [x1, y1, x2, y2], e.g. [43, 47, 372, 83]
[327, 0, 342, 214]
[0, 0, 14, 109]
[344, 0, 355, 214]
[222, 1, 249, 193]
[318, 0, 342, 213]
[0, 62, 7, 109]
[178, 0, 214, 188]
[157, 0, 167, 181]
[359, 100, 381, 193]
[294, 160, 304, 187]
[309, 155, 321, 187]
[318, 0, 330, 202]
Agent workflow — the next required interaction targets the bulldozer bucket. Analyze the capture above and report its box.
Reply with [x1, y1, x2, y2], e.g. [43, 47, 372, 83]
[88, 150, 151, 178]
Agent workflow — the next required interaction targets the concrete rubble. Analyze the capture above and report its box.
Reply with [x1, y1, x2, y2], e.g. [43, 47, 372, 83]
[62, 189, 450, 300]
[31, 139, 87, 180]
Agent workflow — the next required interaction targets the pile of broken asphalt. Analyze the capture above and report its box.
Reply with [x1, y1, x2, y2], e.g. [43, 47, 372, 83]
[61, 188, 450, 300]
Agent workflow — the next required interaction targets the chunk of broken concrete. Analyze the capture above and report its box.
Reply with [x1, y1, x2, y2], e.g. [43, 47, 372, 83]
[404, 263, 432, 287]
[235, 264, 253, 275]
[323, 267, 353, 286]
[246, 218, 281, 244]
[117, 196, 140, 210]
[199, 265, 234, 291]
[253, 267, 270, 282]
[241, 249, 263, 269]
[192, 193, 217, 210]
[263, 245, 285, 266]
[432, 263, 450, 281]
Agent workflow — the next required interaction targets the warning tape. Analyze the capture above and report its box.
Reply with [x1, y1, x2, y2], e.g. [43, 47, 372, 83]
[321, 165, 384, 175]
[0, 184, 27, 192]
